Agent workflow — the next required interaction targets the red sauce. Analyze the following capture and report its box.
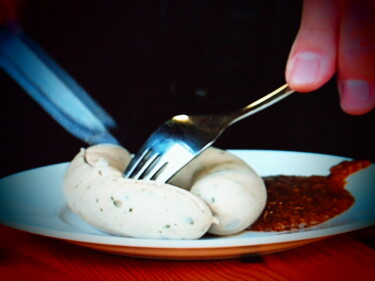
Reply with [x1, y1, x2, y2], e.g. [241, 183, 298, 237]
[249, 160, 371, 232]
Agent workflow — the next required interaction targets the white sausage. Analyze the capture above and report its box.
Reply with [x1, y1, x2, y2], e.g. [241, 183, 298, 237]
[171, 148, 267, 235]
[63, 144, 266, 239]
[63, 144, 215, 239]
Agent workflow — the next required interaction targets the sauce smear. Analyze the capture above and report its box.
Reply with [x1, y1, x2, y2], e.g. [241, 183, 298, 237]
[250, 160, 371, 232]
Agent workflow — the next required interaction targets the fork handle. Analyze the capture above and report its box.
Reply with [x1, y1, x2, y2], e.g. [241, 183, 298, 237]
[228, 84, 294, 125]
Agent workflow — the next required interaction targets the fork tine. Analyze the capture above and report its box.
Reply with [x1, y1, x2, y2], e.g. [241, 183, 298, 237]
[146, 144, 197, 182]
[125, 149, 160, 179]
[140, 158, 168, 181]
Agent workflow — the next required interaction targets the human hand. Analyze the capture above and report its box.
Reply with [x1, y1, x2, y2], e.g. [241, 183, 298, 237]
[285, 0, 375, 115]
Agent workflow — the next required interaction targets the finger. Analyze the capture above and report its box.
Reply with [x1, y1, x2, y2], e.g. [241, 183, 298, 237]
[285, 0, 339, 92]
[338, 0, 375, 115]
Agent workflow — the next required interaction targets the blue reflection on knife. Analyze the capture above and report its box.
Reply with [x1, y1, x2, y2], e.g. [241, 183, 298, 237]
[0, 26, 119, 145]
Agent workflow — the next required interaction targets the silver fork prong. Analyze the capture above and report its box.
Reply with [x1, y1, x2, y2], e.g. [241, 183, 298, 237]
[140, 159, 168, 181]
[125, 149, 160, 179]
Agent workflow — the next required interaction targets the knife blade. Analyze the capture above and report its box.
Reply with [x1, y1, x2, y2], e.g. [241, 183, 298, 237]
[0, 26, 119, 145]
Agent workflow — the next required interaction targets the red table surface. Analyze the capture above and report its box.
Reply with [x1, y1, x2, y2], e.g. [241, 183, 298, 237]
[1, 224, 374, 281]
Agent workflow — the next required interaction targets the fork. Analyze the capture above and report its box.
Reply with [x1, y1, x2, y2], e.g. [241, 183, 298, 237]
[124, 84, 294, 183]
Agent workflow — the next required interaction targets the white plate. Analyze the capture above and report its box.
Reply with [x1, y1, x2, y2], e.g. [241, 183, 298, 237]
[1, 150, 374, 260]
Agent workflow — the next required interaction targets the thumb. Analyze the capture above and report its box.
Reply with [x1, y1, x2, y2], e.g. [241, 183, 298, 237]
[285, 0, 339, 92]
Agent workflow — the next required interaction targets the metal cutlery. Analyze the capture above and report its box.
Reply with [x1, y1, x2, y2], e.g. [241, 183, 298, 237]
[125, 84, 294, 183]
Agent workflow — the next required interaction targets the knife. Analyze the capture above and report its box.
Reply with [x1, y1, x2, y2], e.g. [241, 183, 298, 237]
[0, 25, 119, 145]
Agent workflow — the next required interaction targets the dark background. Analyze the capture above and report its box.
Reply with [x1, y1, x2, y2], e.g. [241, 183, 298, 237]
[1, 0, 374, 177]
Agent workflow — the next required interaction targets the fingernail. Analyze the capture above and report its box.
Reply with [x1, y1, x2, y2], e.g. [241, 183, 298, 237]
[339, 79, 374, 114]
[290, 52, 321, 85]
